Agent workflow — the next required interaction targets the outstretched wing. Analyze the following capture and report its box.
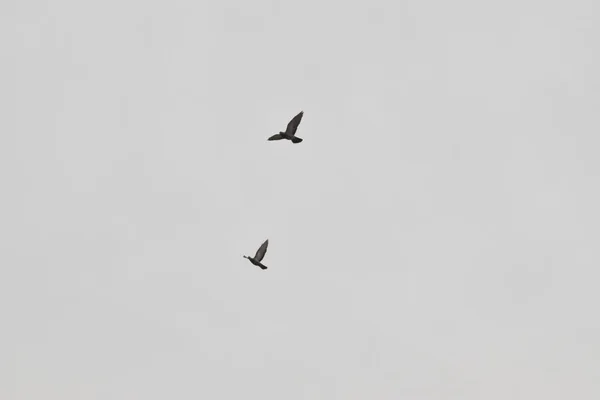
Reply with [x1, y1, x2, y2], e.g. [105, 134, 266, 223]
[254, 239, 269, 262]
[285, 111, 304, 136]
[268, 133, 284, 141]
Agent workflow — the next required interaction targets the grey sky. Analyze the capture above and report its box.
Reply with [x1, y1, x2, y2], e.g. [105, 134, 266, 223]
[2, 0, 599, 398]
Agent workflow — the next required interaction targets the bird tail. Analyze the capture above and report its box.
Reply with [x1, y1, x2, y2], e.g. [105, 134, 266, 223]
[290, 136, 303, 143]
[257, 262, 268, 270]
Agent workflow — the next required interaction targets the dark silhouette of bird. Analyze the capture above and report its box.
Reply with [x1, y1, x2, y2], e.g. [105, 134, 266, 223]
[243, 239, 269, 270]
[268, 111, 304, 143]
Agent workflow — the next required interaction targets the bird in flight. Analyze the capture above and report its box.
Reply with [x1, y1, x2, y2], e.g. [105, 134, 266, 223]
[268, 111, 304, 144]
[243, 239, 269, 270]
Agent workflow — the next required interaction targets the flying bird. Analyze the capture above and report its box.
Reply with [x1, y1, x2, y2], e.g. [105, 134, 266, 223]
[243, 239, 269, 270]
[268, 111, 304, 143]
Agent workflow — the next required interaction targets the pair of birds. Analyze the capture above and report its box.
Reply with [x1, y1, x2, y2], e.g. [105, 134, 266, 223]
[243, 111, 305, 270]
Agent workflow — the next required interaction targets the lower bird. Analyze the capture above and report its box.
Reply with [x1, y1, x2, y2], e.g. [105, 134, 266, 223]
[243, 239, 269, 270]
[268, 111, 304, 143]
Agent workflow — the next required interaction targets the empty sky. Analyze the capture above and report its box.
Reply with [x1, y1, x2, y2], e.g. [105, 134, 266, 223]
[2, 0, 600, 398]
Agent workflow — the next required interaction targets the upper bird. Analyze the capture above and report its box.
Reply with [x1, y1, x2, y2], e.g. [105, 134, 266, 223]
[268, 111, 304, 144]
[243, 239, 269, 270]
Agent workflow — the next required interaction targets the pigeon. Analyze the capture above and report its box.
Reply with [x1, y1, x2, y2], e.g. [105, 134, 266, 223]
[243, 239, 269, 270]
[268, 111, 304, 144]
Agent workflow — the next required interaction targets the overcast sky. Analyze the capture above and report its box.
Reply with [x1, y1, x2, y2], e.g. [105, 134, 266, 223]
[2, 0, 600, 399]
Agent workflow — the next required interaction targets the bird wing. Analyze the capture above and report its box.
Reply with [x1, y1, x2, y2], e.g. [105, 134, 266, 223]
[285, 111, 304, 136]
[254, 239, 269, 262]
[268, 133, 284, 141]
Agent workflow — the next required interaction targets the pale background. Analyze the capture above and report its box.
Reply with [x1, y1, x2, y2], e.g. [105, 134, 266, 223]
[2, 0, 599, 399]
